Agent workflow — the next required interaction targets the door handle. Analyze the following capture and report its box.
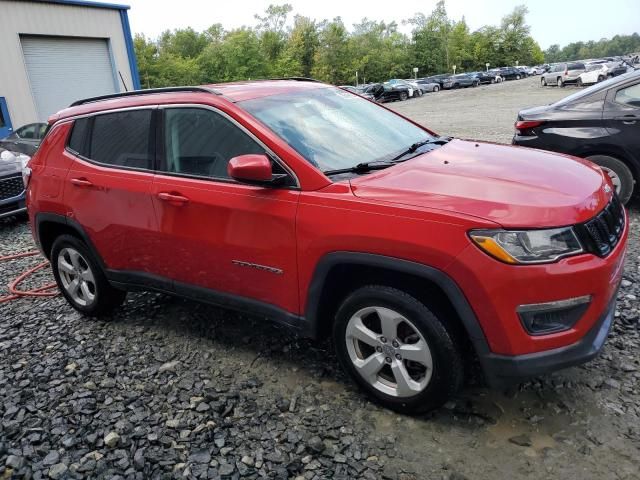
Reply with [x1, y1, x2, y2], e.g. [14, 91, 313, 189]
[614, 115, 638, 124]
[157, 192, 189, 205]
[70, 178, 93, 188]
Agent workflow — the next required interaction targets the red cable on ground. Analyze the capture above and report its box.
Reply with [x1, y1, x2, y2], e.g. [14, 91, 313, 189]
[0, 250, 58, 304]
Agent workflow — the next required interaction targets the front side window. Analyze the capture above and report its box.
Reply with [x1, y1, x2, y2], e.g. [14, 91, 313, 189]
[239, 87, 432, 172]
[615, 83, 640, 107]
[161, 108, 264, 179]
[16, 124, 39, 139]
[89, 110, 153, 169]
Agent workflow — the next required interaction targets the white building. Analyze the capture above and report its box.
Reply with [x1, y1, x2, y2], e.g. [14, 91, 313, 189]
[0, 0, 140, 138]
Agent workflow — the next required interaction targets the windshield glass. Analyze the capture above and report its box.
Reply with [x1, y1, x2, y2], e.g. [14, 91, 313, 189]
[239, 87, 432, 171]
[552, 70, 640, 106]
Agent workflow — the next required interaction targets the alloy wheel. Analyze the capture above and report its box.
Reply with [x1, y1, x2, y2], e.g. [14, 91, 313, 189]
[57, 247, 97, 307]
[600, 166, 622, 194]
[345, 306, 433, 398]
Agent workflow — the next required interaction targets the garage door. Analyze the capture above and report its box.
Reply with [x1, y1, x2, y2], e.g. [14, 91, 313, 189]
[21, 36, 118, 121]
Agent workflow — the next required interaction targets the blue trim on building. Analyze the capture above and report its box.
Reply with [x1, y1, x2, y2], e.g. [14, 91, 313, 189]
[119, 10, 141, 90]
[39, 0, 130, 10]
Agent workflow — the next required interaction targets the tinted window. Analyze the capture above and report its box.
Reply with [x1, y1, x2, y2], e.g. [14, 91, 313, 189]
[16, 124, 39, 139]
[162, 108, 264, 179]
[568, 62, 585, 70]
[0, 108, 5, 129]
[615, 83, 640, 107]
[68, 118, 90, 155]
[89, 110, 153, 169]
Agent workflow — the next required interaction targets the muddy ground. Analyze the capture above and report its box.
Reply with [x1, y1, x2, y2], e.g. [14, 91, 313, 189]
[1, 76, 639, 480]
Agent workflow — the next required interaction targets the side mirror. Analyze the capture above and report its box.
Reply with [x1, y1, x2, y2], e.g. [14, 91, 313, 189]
[227, 154, 287, 185]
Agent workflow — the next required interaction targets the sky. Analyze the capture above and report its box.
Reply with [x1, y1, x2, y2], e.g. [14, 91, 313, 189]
[124, 0, 640, 50]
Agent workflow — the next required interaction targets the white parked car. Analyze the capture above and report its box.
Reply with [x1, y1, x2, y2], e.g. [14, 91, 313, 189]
[577, 64, 608, 86]
[529, 66, 545, 75]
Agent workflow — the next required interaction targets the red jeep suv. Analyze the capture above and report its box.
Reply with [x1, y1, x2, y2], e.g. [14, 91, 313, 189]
[25, 80, 627, 413]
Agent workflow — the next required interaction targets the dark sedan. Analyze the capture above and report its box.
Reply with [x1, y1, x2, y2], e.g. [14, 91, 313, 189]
[442, 74, 479, 89]
[496, 67, 524, 80]
[513, 69, 640, 203]
[361, 83, 410, 102]
[470, 71, 499, 84]
[0, 122, 47, 156]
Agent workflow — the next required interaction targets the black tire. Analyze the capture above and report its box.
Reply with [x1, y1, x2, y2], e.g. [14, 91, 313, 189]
[333, 285, 463, 414]
[399, 91, 408, 101]
[516, 74, 521, 80]
[541, 77, 547, 86]
[51, 234, 126, 316]
[433, 85, 440, 92]
[597, 75, 605, 83]
[557, 77, 564, 87]
[577, 78, 583, 87]
[490, 78, 495, 84]
[473, 81, 479, 87]
[586, 155, 635, 204]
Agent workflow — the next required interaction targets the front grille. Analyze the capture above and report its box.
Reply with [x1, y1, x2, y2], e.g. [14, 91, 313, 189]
[0, 175, 25, 201]
[577, 195, 625, 257]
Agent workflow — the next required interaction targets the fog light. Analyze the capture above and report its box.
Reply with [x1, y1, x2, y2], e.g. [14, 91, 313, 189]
[517, 296, 591, 335]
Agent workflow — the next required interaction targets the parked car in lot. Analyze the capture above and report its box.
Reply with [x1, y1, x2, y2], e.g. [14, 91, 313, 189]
[26, 81, 628, 413]
[340, 85, 376, 101]
[494, 67, 524, 80]
[0, 148, 29, 218]
[514, 69, 640, 203]
[367, 82, 411, 102]
[541, 62, 587, 87]
[443, 73, 479, 89]
[414, 78, 441, 92]
[529, 66, 545, 75]
[470, 71, 499, 84]
[577, 63, 609, 86]
[388, 79, 419, 97]
[421, 74, 449, 88]
[0, 122, 47, 156]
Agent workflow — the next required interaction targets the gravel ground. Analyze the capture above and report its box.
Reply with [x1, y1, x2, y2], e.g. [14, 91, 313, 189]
[1, 77, 639, 480]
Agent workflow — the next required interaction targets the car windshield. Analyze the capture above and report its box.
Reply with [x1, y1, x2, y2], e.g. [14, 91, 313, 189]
[239, 87, 432, 172]
[552, 70, 640, 107]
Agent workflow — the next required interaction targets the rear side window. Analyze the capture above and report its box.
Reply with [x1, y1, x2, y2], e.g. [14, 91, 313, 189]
[89, 110, 153, 169]
[568, 63, 585, 70]
[68, 118, 90, 155]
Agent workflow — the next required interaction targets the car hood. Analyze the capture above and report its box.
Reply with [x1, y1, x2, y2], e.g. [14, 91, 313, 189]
[350, 139, 610, 228]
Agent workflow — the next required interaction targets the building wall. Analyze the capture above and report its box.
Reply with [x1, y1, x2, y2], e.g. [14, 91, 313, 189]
[0, 0, 135, 127]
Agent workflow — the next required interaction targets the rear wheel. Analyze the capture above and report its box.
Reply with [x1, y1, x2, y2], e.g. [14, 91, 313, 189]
[516, 74, 521, 80]
[473, 81, 479, 87]
[333, 285, 463, 414]
[51, 235, 126, 316]
[541, 77, 547, 86]
[587, 155, 635, 204]
[433, 85, 440, 92]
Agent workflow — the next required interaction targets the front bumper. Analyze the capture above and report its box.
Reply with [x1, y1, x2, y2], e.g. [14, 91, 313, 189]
[480, 290, 618, 387]
[0, 195, 26, 219]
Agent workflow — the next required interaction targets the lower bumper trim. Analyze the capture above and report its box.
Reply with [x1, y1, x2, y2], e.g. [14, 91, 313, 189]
[481, 291, 618, 387]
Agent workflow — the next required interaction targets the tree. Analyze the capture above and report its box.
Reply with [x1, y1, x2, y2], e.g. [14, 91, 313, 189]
[255, 4, 293, 70]
[312, 18, 351, 84]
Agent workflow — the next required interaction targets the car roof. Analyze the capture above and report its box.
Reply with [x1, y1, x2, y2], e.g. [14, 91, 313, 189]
[50, 79, 330, 123]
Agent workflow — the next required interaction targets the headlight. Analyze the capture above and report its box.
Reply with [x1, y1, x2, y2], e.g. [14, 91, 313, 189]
[469, 227, 583, 264]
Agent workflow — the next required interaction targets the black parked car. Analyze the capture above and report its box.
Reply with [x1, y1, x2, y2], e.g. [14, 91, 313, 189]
[0, 148, 28, 219]
[513, 69, 640, 203]
[442, 74, 479, 89]
[362, 83, 410, 102]
[0, 122, 47, 156]
[421, 74, 449, 87]
[496, 67, 524, 80]
[470, 71, 499, 84]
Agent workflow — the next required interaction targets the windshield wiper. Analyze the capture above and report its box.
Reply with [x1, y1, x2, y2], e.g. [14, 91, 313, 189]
[323, 160, 396, 176]
[390, 136, 452, 162]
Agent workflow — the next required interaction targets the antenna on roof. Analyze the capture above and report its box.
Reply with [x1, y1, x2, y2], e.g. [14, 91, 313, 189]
[118, 71, 129, 92]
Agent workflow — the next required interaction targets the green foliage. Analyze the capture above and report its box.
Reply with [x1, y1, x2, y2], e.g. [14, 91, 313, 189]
[135, 2, 613, 88]
[544, 33, 640, 62]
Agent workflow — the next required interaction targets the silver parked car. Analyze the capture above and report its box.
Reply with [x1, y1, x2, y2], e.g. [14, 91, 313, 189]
[541, 62, 586, 87]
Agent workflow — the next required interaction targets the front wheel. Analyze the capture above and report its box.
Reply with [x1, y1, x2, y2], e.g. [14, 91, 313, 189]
[51, 235, 126, 316]
[473, 81, 479, 87]
[433, 85, 440, 92]
[516, 74, 521, 80]
[587, 154, 635, 204]
[333, 285, 463, 414]
[577, 78, 583, 87]
[597, 75, 605, 83]
[557, 77, 564, 87]
[399, 92, 408, 101]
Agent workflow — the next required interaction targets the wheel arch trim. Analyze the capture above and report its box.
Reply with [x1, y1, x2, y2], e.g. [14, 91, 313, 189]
[304, 252, 491, 354]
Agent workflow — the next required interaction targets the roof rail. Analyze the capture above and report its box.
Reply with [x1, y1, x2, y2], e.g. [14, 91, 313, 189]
[69, 86, 219, 107]
[270, 77, 323, 83]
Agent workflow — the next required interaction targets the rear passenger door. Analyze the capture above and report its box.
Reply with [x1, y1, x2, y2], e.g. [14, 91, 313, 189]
[149, 105, 300, 313]
[64, 108, 159, 274]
